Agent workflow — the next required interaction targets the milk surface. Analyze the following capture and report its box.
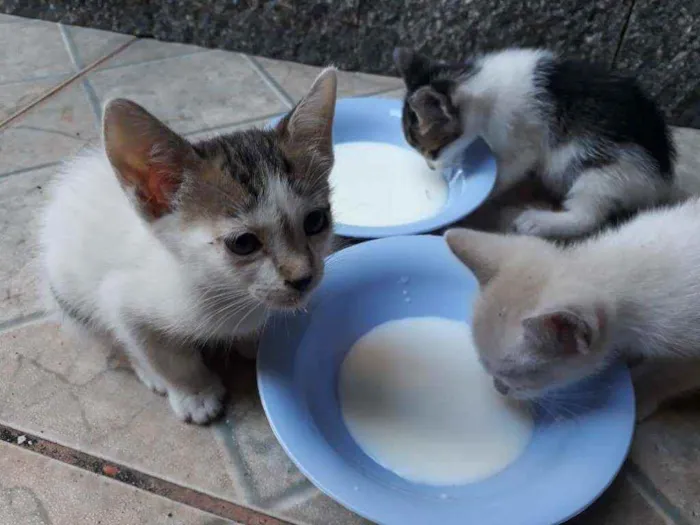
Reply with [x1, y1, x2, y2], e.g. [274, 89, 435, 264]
[330, 142, 448, 227]
[339, 317, 534, 485]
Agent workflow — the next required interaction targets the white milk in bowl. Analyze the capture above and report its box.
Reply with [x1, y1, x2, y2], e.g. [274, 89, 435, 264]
[339, 317, 534, 486]
[330, 142, 448, 227]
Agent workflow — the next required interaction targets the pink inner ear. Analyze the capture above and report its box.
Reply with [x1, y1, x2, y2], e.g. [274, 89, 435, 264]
[546, 314, 573, 343]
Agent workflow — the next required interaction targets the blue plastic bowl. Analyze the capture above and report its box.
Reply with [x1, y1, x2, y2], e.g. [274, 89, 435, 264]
[269, 97, 497, 239]
[257, 235, 635, 525]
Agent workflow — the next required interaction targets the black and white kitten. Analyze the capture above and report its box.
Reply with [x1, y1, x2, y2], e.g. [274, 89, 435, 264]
[394, 47, 677, 238]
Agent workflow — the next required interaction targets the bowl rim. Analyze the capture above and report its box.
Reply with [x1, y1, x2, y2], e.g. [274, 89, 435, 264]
[257, 235, 636, 525]
[268, 97, 497, 239]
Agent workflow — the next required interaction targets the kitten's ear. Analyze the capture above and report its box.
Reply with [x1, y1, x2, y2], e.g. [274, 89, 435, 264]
[522, 309, 600, 356]
[444, 228, 511, 285]
[103, 99, 201, 220]
[393, 47, 432, 90]
[408, 86, 458, 135]
[276, 67, 337, 157]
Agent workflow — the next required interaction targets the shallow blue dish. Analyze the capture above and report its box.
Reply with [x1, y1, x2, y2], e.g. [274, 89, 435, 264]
[270, 97, 497, 239]
[257, 235, 635, 525]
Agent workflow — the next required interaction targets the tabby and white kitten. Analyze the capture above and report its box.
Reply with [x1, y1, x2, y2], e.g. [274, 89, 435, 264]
[39, 69, 338, 424]
[394, 47, 677, 239]
[444, 197, 700, 419]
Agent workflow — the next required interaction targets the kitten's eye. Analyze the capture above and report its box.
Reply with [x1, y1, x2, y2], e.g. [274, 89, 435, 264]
[303, 209, 329, 236]
[225, 233, 261, 256]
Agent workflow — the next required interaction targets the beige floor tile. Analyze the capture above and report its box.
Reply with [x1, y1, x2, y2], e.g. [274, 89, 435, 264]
[66, 25, 206, 69]
[630, 403, 700, 523]
[215, 357, 368, 523]
[0, 78, 59, 122]
[0, 441, 234, 525]
[279, 488, 371, 525]
[0, 167, 53, 325]
[0, 13, 28, 24]
[0, 322, 239, 502]
[374, 89, 405, 100]
[218, 358, 307, 504]
[0, 18, 73, 83]
[253, 56, 402, 103]
[88, 51, 287, 134]
[566, 470, 666, 525]
[0, 81, 98, 174]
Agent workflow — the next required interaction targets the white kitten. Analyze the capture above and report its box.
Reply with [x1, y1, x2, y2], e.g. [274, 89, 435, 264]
[39, 69, 338, 424]
[445, 197, 700, 419]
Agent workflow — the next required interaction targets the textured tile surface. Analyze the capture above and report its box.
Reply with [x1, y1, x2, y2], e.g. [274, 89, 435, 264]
[631, 404, 700, 524]
[217, 358, 306, 506]
[280, 488, 372, 525]
[0, 17, 72, 83]
[0, 322, 238, 502]
[88, 51, 286, 133]
[0, 167, 52, 324]
[0, 81, 98, 174]
[566, 471, 667, 525]
[254, 56, 402, 103]
[0, 441, 234, 525]
[66, 25, 206, 69]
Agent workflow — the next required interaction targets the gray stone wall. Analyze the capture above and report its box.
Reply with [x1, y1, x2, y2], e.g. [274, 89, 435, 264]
[1, 0, 697, 127]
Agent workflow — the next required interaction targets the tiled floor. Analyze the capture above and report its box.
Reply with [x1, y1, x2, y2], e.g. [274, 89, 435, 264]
[0, 12, 699, 525]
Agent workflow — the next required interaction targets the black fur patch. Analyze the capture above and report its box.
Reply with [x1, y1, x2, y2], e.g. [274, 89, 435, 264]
[536, 58, 676, 178]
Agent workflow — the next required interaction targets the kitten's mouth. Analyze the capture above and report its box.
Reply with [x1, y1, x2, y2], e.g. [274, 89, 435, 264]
[257, 291, 312, 311]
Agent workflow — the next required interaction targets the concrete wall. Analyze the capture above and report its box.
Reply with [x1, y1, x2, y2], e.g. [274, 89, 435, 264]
[1, 0, 697, 127]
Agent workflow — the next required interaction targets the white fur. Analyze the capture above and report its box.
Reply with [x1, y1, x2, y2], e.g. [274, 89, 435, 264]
[40, 151, 267, 424]
[450, 48, 671, 237]
[447, 198, 700, 418]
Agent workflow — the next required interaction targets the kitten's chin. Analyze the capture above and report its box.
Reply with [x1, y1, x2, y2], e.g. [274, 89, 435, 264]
[257, 292, 312, 312]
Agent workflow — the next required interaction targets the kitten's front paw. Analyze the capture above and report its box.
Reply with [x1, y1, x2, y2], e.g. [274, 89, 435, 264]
[168, 381, 226, 425]
[511, 209, 552, 237]
[133, 366, 167, 396]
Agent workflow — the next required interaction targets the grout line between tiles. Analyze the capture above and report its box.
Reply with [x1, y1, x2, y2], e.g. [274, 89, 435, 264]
[0, 73, 70, 88]
[0, 162, 61, 180]
[94, 49, 210, 73]
[212, 421, 258, 505]
[0, 35, 137, 130]
[0, 311, 49, 334]
[264, 481, 318, 514]
[0, 422, 294, 525]
[81, 77, 104, 125]
[243, 55, 295, 108]
[58, 23, 83, 69]
[58, 23, 103, 125]
[627, 462, 691, 525]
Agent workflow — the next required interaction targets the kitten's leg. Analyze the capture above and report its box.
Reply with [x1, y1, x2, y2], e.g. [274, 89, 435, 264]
[116, 324, 225, 424]
[512, 166, 632, 238]
[632, 359, 700, 421]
